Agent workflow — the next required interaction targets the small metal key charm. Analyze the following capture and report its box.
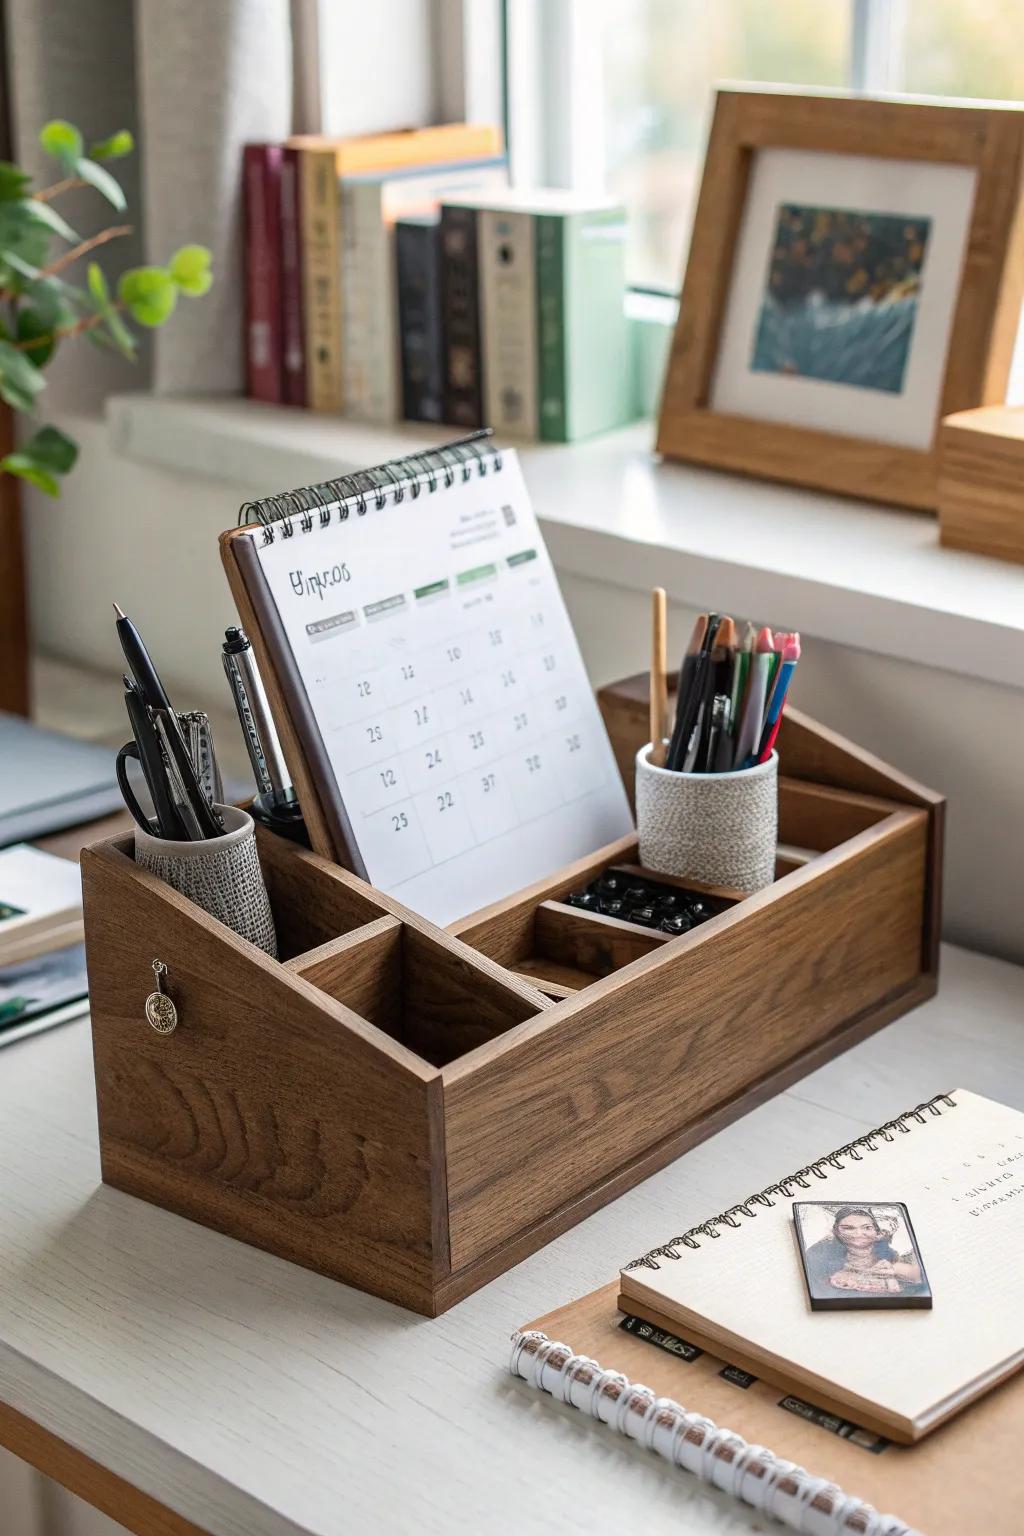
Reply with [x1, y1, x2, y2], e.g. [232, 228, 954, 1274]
[144, 959, 178, 1035]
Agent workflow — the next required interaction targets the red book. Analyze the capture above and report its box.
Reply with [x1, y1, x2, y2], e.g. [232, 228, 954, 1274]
[243, 144, 284, 403]
[279, 146, 306, 407]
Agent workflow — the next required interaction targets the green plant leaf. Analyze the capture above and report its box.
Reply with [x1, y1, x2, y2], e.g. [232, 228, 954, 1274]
[86, 261, 109, 306]
[168, 243, 213, 296]
[89, 130, 134, 162]
[0, 162, 31, 202]
[25, 197, 79, 243]
[1, 452, 60, 495]
[104, 306, 136, 356]
[16, 308, 56, 368]
[75, 156, 126, 211]
[13, 279, 74, 367]
[20, 424, 77, 473]
[39, 119, 83, 169]
[1, 250, 41, 284]
[118, 266, 177, 327]
[0, 339, 46, 411]
[0, 203, 54, 281]
[25, 277, 75, 328]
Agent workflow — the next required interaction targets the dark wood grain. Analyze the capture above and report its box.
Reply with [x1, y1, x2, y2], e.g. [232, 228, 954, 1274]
[82, 837, 446, 1314]
[288, 916, 404, 1038]
[82, 691, 942, 1315]
[534, 900, 669, 977]
[441, 808, 928, 1270]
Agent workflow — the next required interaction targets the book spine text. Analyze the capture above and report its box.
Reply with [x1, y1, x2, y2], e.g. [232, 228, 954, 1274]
[297, 146, 343, 412]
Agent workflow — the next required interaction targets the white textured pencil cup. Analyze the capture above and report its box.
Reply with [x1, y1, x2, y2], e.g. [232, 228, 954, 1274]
[134, 805, 278, 957]
[635, 746, 778, 894]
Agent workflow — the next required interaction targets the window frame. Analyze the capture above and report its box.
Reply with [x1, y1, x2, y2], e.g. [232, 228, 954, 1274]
[495, 0, 913, 294]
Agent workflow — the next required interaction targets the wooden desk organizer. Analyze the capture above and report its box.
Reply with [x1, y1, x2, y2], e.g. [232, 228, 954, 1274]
[82, 680, 943, 1316]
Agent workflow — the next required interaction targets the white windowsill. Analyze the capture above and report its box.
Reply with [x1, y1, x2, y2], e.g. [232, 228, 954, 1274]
[107, 393, 1024, 690]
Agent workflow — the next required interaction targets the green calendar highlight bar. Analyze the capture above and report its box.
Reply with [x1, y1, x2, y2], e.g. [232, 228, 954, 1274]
[456, 563, 498, 588]
[507, 548, 538, 569]
[414, 578, 450, 602]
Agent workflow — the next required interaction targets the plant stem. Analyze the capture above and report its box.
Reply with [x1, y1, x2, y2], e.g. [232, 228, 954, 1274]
[38, 223, 132, 281]
[33, 176, 86, 203]
[12, 299, 127, 353]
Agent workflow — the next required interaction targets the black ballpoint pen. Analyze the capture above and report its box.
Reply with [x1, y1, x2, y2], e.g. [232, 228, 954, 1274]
[122, 676, 187, 839]
[114, 603, 222, 838]
[113, 602, 175, 713]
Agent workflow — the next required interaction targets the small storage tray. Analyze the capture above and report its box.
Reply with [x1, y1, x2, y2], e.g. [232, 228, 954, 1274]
[82, 683, 943, 1315]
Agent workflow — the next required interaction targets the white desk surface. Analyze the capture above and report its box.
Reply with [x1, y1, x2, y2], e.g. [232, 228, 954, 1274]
[1, 943, 1021, 1536]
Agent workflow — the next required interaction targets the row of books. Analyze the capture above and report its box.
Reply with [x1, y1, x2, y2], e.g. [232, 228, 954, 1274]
[243, 123, 634, 442]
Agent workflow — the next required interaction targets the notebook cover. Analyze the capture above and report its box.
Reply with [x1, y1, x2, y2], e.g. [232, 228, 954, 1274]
[521, 1281, 1022, 1536]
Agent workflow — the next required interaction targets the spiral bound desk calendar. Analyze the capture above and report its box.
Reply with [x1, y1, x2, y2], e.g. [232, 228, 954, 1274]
[221, 433, 632, 924]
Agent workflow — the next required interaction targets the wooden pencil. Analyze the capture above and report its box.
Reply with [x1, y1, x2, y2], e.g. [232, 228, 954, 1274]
[649, 587, 668, 765]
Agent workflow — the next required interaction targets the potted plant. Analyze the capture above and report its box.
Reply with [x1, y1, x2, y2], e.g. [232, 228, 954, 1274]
[0, 119, 213, 712]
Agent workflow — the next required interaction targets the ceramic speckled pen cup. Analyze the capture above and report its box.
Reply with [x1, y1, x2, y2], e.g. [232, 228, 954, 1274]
[134, 804, 278, 956]
[635, 745, 778, 894]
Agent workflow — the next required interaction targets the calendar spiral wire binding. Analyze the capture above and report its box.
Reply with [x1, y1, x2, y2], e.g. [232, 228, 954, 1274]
[238, 429, 502, 544]
[624, 1091, 957, 1270]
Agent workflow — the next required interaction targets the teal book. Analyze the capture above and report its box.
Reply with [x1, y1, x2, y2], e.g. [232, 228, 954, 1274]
[443, 190, 632, 442]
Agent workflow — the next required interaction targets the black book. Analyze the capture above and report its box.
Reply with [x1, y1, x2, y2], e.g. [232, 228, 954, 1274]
[396, 215, 444, 424]
[439, 203, 484, 428]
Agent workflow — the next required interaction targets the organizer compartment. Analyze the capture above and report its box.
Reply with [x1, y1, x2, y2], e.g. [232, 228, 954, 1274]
[83, 686, 944, 1316]
[289, 918, 548, 1065]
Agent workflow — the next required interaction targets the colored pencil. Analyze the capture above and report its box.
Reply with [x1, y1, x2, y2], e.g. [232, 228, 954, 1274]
[649, 587, 668, 766]
[757, 635, 800, 762]
[733, 648, 771, 769]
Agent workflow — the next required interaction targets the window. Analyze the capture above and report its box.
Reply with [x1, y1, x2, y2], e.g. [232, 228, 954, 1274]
[503, 0, 1024, 293]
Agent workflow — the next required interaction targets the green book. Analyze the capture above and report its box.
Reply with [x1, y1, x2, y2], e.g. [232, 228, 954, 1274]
[444, 190, 633, 443]
[535, 197, 632, 443]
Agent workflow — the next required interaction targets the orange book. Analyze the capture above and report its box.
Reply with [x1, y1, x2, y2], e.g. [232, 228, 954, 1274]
[287, 125, 503, 412]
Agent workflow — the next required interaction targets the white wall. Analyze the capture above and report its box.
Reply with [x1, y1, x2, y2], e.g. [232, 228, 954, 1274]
[23, 417, 1024, 964]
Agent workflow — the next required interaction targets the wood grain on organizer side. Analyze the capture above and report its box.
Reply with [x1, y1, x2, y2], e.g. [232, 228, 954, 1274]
[441, 809, 928, 1270]
[0, 1400, 212, 1536]
[254, 825, 388, 958]
[447, 831, 639, 965]
[288, 917, 404, 1036]
[778, 778, 901, 850]
[938, 405, 1024, 564]
[82, 838, 445, 1313]
[431, 972, 936, 1313]
[402, 925, 550, 1066]
[534, 901, 669, 977]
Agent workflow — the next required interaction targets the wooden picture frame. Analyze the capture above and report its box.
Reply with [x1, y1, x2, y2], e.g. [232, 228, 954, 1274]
[657, 88, 1024, 511]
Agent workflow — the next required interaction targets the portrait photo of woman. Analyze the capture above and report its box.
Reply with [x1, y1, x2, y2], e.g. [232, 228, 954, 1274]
[794, 1202, 932, 1310]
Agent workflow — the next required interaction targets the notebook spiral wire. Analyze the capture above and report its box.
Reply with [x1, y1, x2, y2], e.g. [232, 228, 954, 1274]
[625, 1091, 956, 1270]
[238, 430, 502, 543]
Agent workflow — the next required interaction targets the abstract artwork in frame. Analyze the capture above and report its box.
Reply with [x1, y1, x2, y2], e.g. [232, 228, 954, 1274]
[657, 88, 1024, 510]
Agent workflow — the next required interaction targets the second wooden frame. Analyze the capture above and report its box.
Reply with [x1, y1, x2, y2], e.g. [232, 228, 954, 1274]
[657, 87, 1024, 511]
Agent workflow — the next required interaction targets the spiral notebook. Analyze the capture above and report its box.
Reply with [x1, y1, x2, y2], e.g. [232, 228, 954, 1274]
[220, 434, 632, 923]
[618, 1088, 1024, 1443]
[512, 1091, 1024, 1536]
